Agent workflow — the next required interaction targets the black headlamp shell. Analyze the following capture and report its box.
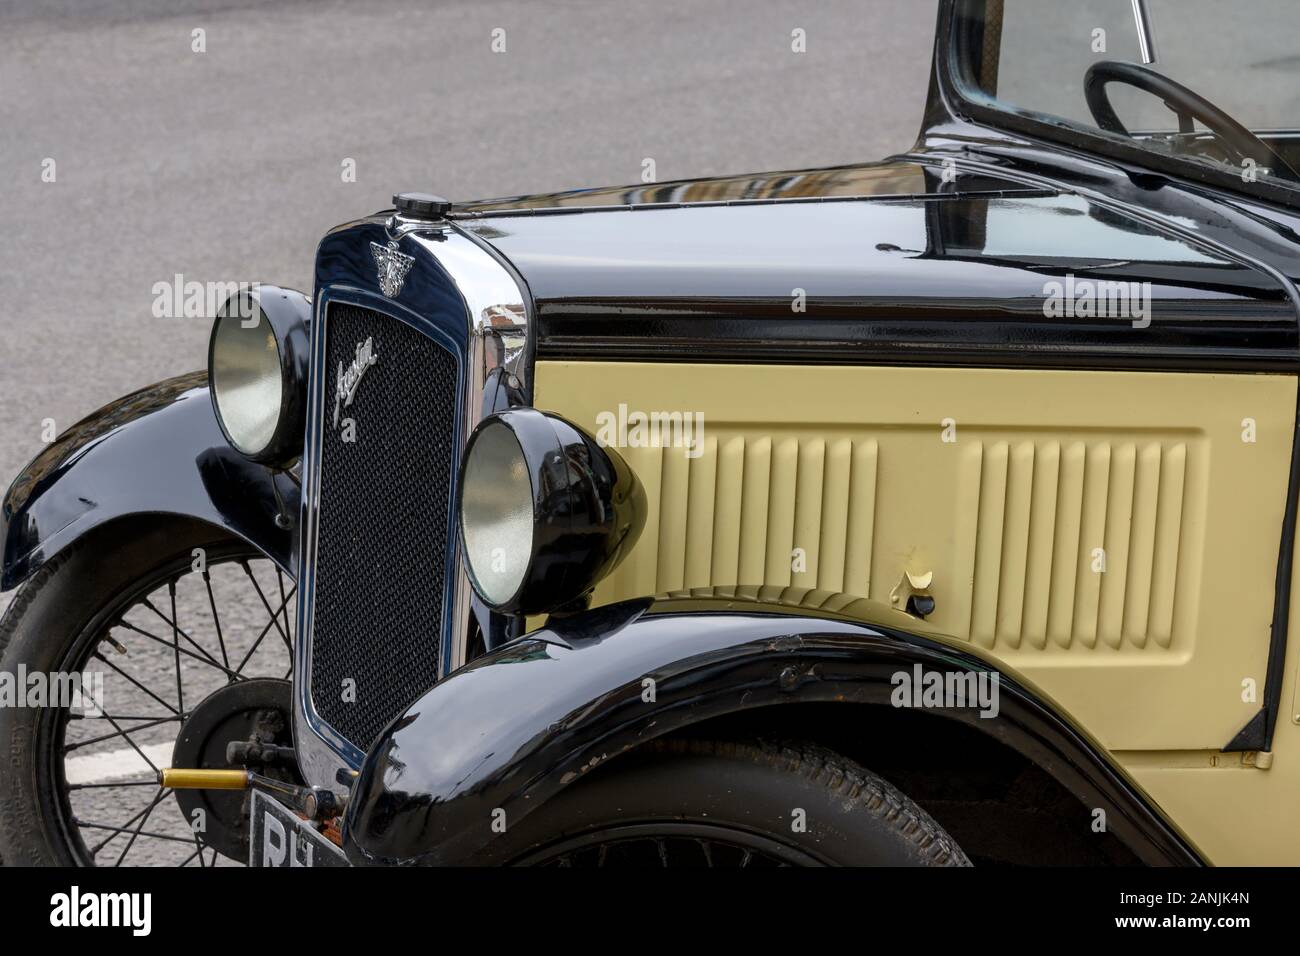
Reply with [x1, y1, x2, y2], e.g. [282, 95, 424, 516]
[457, 408, 645, 615]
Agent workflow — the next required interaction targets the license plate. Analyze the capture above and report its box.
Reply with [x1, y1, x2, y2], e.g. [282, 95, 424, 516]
[249, 790, 349, 867]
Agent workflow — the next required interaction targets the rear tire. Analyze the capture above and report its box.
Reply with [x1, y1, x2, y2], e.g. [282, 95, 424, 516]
[491, 738, 970, 867]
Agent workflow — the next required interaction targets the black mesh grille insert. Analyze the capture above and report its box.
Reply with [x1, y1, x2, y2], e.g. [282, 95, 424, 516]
[309, 303, 458, 750]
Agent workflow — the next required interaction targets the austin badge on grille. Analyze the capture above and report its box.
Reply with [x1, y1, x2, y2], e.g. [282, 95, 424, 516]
[334, 336, 379, 429]
[370, 239, 415, 297]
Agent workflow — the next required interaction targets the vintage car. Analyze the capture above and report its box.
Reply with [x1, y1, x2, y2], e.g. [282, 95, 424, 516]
[3, 0, 1299, 867]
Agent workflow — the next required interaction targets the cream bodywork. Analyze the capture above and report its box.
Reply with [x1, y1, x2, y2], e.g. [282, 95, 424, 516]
[535, 360, 1300, 864]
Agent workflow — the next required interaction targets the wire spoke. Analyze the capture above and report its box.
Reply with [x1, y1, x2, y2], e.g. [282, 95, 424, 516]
[243, 561, 292, 656]
[69, 780, 163, 790]
[81, 825, 194, 847]
[114, 787, 169, 865]
[64, 713, 186, 752]
[73, 712, 182, 721]
[81, 818, 173, 839]
[169, 582, 185, 713]
[95, 710, 165, 780]
[203, 569, 231, 670]
[278, 567, 294, 658]
[113, 620, 243, 681]
[139, 597, 226, 672]
[77, 822, 195, 850]
[234, 586, 297, 676]
[92, 652, 180, 716]
[88, 797, 160, 854]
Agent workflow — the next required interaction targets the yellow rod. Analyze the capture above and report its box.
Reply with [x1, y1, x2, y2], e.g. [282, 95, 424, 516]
[159, 768, 250, 790]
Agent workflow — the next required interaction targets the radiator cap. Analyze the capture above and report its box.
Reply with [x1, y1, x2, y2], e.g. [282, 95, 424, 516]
[393, 192, 452, 219]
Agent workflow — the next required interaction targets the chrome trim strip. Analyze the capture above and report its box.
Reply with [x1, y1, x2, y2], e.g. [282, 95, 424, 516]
[298, 289, 441, 786]
[294, 290, 363, 790]
[1130, 0, 1158, 65]
[402, 220, 528, 673]
[295, 213, 527, 793]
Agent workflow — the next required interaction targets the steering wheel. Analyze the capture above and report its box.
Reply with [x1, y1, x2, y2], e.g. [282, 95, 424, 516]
[1084, 60, 1297, 181]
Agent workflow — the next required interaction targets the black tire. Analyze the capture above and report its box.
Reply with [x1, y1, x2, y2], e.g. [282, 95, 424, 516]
[0, 517, 292, 866]
[490, 738, 970, 867]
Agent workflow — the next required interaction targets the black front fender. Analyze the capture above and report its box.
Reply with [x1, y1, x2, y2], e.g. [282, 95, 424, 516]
[1, 371, 297, 590]
[344, 596, 1200, 866]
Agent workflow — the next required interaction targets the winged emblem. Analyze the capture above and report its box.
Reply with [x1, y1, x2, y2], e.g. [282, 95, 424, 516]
[370, 239, 415, 298]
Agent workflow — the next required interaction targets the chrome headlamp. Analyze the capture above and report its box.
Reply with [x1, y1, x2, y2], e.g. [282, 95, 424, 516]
[457, 408, 646, 615]
[207, 286, 311, 467]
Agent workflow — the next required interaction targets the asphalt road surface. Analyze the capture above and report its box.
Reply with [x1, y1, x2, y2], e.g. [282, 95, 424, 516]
[0, 0, 934, 864]
[0, 0, 933, 494]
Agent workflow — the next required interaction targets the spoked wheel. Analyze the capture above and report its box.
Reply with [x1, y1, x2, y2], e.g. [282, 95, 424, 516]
[517, 825, 816, 868]
[0, 518, 296, 866]
[497, 739, 972, 868]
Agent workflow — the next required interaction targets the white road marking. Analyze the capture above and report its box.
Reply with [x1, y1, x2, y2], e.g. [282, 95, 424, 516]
[65, 740, 176, 785]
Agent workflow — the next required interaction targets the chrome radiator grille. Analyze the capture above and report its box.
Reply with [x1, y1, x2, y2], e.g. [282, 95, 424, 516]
[307, 302, 459, 750]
